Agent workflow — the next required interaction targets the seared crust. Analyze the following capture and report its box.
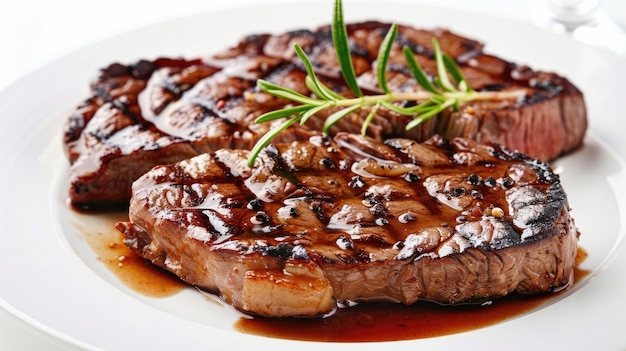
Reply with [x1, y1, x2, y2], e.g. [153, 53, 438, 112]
[65, 21, 587, 208]
[116, 134, 578, 317]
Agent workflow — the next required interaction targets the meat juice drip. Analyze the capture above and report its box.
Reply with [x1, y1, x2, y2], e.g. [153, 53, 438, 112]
[235, 248, 589, 342]
[74, 210, 186, 298]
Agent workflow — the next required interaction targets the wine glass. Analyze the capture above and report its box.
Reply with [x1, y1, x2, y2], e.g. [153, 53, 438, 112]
[533, 0, 626, 56]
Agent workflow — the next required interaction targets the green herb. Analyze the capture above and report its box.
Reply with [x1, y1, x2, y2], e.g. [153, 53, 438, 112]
[332, 0, 363, 98]
[247, 0, 524, 167]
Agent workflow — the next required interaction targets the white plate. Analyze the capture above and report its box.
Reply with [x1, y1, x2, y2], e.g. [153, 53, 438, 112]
[1, 1, 626, 350]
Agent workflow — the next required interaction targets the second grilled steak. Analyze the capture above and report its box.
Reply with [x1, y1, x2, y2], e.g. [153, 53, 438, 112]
[64, 22, 587, 208]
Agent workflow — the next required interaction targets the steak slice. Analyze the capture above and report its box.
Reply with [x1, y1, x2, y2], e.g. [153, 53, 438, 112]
[65, 21, 587, 208]
[116, 133, 578, 317]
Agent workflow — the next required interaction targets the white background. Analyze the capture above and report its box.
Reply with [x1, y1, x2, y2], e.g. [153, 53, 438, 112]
[0, 0, 625, 349]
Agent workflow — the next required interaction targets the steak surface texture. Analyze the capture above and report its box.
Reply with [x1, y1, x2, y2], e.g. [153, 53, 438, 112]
[64, 22, 587, 208]
[116, 133, 579, 317]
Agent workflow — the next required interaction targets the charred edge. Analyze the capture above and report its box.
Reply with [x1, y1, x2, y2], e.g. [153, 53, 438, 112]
[524, 159, 561, 184]
[98, 62, 132, 80]
[64, 110, 89, 143]
[84, 100, 143, 141]
[530, 79, 564, 95]
[521, 186, 569, 238]
[520, 92, 550, 105]
[234, 33, 273, 55]
[487, 143, 530, 162]
[130, 60, 159, 80]
[491, 221, 523, 250]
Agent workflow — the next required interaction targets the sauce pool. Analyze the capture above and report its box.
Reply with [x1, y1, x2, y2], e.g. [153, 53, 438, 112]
[74, 210, 186, 298]
[75, 210, 589, 342]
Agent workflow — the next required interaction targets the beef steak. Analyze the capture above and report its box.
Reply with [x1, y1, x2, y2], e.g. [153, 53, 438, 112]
[64, 22, 587, 208]
[116, 133, 578, 317]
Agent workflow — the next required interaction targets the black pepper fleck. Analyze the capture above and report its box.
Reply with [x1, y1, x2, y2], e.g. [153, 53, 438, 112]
[321, 156, 335, 168]
[502, 177, 515, 189]
[225, 201, 243, 208]
[468, 174, 482, 186]
[375, 218, 389, 226]
[289, 207, 300, 217]
[348, 175, 366, 189]
[247, 198, 263, 210]
[484, 176, 497, 187]
[404, 172, 421, 183]
[399, 213, 416, 223]
[255, 211, 270, 223]
[369, 202, 387, 217]
[453, 187, 466, 196]
[337, 235, 355, 250]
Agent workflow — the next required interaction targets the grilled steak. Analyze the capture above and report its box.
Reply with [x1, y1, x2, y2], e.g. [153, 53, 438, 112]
[116, 133, 578, 317]
[64, 21, 587, 208]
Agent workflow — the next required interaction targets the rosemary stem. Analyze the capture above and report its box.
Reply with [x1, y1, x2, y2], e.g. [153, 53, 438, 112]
[332, 89, 526, 108]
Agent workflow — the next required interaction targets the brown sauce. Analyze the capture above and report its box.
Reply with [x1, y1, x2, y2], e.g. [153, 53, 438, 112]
[74, 209, 589, 341]
[75, 211, 186, 298]
[236, 248, 590, 342]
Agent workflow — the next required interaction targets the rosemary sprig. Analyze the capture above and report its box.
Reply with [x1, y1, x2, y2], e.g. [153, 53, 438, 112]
[246, 0, 524, 167]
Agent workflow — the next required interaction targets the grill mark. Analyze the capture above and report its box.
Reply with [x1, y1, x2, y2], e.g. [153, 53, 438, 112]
[158, 80, 183, 99]
[188, 95, 223, 121]
[212, 153, 237, 181]
[183, 184, 204, 207]
[94, 86, 114, 103]
[261, 61, 305, 85]
[396, 33, 431, 57]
